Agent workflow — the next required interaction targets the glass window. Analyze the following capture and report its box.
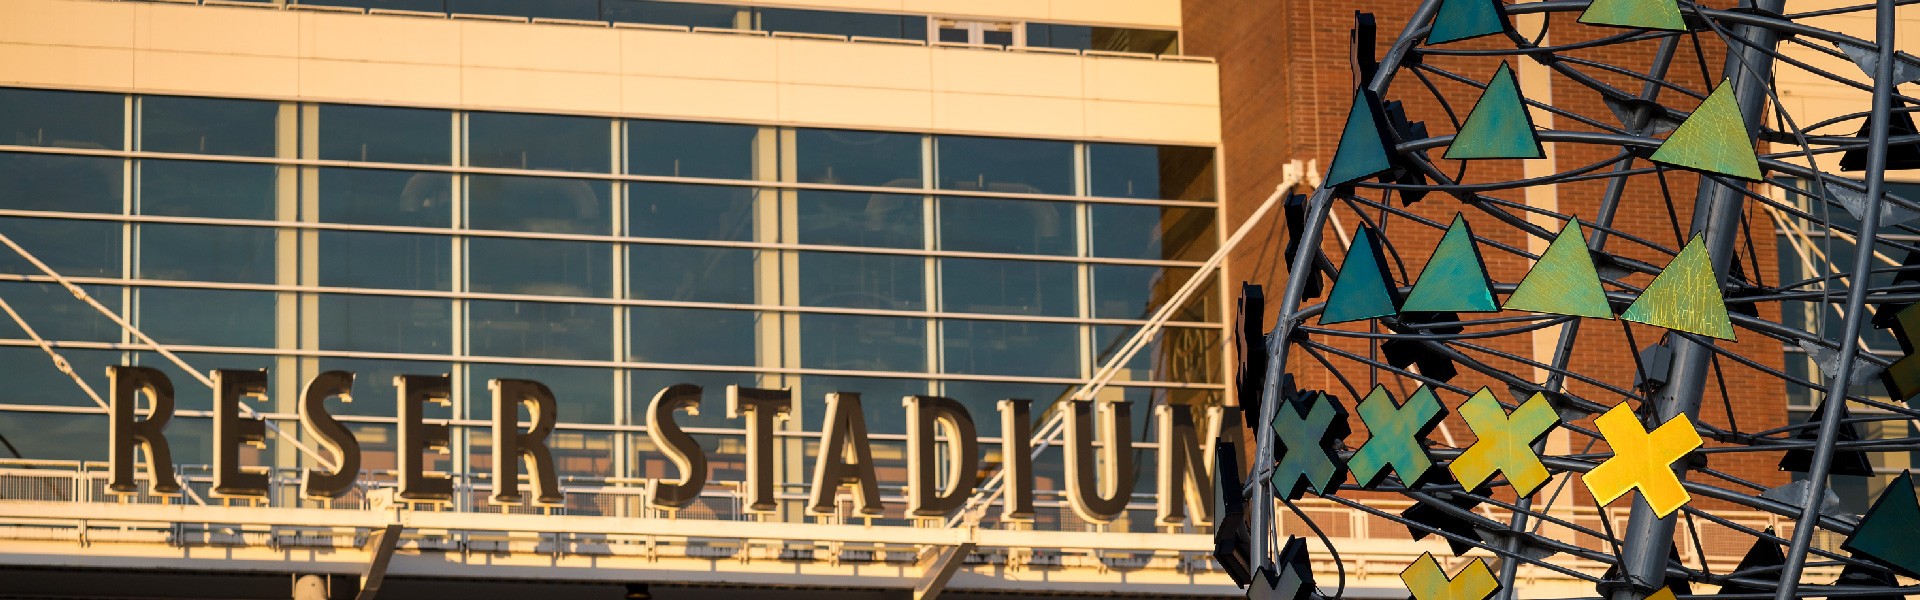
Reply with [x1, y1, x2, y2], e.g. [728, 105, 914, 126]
[309, 357, 452, 418]
[630, 306, 762, 367]
[0, 282, 124, 343]
[468, 238, 613, 298]
[318, 231, 452, 291]
[468, 112, 611, 173]
[629, 120, 758, 180]
[294, 0, 445, 12]
[628, 182, 757, 241]
[316, 168, 452, 228]
[447, 0, 598, 20]
[938, 380, 1076, 436]
[0, 87, 122, 150]
[136, 288, 276, 348]
[1089, 204, 1216, 261]
[795, 191, 921, 249]
[318, 295, 452, 355]
[139, 160, 276, 220]
[799, 252, 924, 310]
[937, 136, 1073, 196]
[796, 129, 922, 188]
[0, 347, 122, 408]
[128, 351, 276, 413]
[1087, 144, 1216, 201]
[938, 197, 1074, 256]
[795, 375, 929, 433]
[1093, 325, 1221, 383]
[468, 175, 610, 234]
[0, 217, 120, 279]
[940, 258, 1076, 317]
[468, 300, 613, 360]
[941, 320, 1079, 378]
[1091, 265, 1210, 321]
[756, 8, 926, 40]
[628, 245, 756, 304]
[606, 0, 742, 28]
[629, 369, 764, 428]
[317, 104, 452, 165]
[140, 96, 278, 157]
[0, 412, 108, 463]
[1025, 24, 1178, 55]
[138, 224, 275, 284]
[470, 364, 616, 424]
[0, 153, 121, 214]
[799, 314, 925, 373]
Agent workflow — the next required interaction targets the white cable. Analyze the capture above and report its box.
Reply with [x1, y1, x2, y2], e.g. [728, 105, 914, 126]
[0, 295, 107, 410]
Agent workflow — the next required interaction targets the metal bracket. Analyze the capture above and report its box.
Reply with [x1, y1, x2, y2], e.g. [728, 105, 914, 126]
[354, 523, 402, 600]
[912, 542, 975, 600]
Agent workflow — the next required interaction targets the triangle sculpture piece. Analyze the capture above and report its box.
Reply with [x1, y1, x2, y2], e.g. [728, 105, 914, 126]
[1778, 400, 1877, 476]
[1504, 221, 1614, 318]
[1841, 470, 1920, 579]
[1428, 0, 1505, 44]
[1326, 88, 1398, 187]
[1321, 227, 1401, 325]
[1446, 62, 1546, 160]
[1650, 81, 1764, 181]
[1579, 0, 1686, 31]
[1621, 234, 1736, 340]
[1402, 214, 1499, 313]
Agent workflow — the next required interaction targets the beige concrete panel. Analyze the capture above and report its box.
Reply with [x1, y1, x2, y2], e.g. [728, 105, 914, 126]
[932, 91, 1084, 139]
[621, 75, 780, 122]
[1047, 0, 1182, 28]
[620, 30, 778, 81]
[299, 60, 462, 107]
[133, 51, 298, 98]
[1083, 101, 1218, 146]
[301, 12, 462, 65]
[462, 67, 622, 114]
[930, 47, 1082, 97]
[780, 84, 934, 131]
[776, 37, 931, 90]
[1083, 58, 1218, 107]
[461, 20, 622, 73]
[0, 43, 134, 91]
[137, 2, 298, 57]
[0, 0, 135, 49]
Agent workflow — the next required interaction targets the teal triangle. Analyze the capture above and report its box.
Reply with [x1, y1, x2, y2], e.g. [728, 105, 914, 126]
[1325, 89, 1395, 187]
[1621, 234, 1736, 340]
[1320, 227, 1399, 325]
[1429, 0, 1505, 44]
[1504, 221, 1614, 318]
[1401, 214, 1498, 313]
[1649, 81, 1763, 181]
[1445, 63, 1544, 160]
[1841, 471, 1920, 579]
[1578, 0, 1686, 31]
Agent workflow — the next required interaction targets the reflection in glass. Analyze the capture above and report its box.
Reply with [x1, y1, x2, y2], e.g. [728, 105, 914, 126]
[795, 376, 929, 433]
[1024, 25, 1179, 55]
[630, 306, 760, 367]
[606, 0, 742, 28]
[141, 96, 278, 157]
[0, 412, 108, 463]
[0, 283, 123, 343]
[0, 87, 122, 150]
[629, 245, 755, 304]
[628, 183, 756, 241]
[136, 288, 276, 348]
[310, 357, 452, 417]
[138, 224, 275, 284]
[0, 217, 119, 278]
[139, 160, 276, 220]
[940, 258, 1076, 317]
[468, 112, 611, 173]
[796, 191, 921, 249]
[941, 320, 1079, 378]
[756, 8, 926, 40]
[317, 104, 452, 165]
[936, 136, 1073, 196]
[1093, 325, 1221, 383]
[318, 231, 452, 291]
[1088, 204, 1216, 261]
[629, 120, 758, 180]
[318, 295, 452, 355]
[0, 347, 121, 408]
[1091, 265, 1209, 321]
[467, 300, 612, 360]
[468, 175, 610, 234]
[938, 380, 1075, 437]
[796, 129, 921, 188]
[0, 153, 121, 214]
[1087, 143, 1216, 201]
[938, 197, 1074, 256]
[470, 364, 616, 424]
[316, 168, 452, 227]
[799, 252, 923, 310]
[469, 238, 612, 298]
[800, 314, 925, 373]
[629, 369, 765, 429]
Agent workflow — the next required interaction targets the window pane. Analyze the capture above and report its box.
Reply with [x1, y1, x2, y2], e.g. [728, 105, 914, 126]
[628, 244, 756, 304]
[757, 8, 926, 40]
[1088, 204, 1216, 261]
[796, 190, 921, 249]
[936, 136, 1073, 196]
[938, 380, 1075, 437]
[606, 0, 741, 28]
[0, 347, 122, 408]
[470, 364, 616, 424]
[0, 87, 122, 150]
[796, 129, 921, 188]
[468, 175, 610, 234]
[138, 224, 275, 284]
[139, 160, 276, 220]
[317, 104, 452, 165]
[1092, 265, 1209, 321]
[318, 295, 452, 355]
[628, 182, 757, 241]
[468, 112, 611, 173]
[799, 314, 924, 372]
[318, 231, 452, 291]
[468, 300, 612, 360]
[0, 153, 122, 214]
[294, 0, 444, 13]
[941, 320, 1079, 378]
[799, 252, 924, 310]
[1087, 144, 1216, 201]
[137, 288, 276, 348]
[0, 217, 120, 278]
[1093, 325, 1221, 383]
[938, 197, 1074, 256]
[0, 282, 123, 343]
[141, 96, 278, 157]
[795, 375, 929, 434]
[940, 258, 1076, 317]
[629, 120, 758, 180]
[310, 357, 452, 418]
[630, 370, 764, 429]
[630, 306, 761, 367]
[468, 238, 612, 298]
[0, 412, 108, 462]
[1024, 24, 1091, 50]
[127, 351, 276, 413]
[447, 0, 598, 20]
[316, 168, 452, 228]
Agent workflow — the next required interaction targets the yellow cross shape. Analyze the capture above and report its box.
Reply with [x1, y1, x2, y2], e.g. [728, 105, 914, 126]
[1401, 552, 1500, 600]
[1583, 403, 1702, 518]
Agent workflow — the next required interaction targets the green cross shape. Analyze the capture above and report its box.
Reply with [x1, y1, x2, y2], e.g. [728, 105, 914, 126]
[1350, 384, 1449, 489]
[1271, 391, 1351, 500]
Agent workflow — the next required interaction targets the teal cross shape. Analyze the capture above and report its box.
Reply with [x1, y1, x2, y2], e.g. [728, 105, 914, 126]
[1350, 384, 1449, 488]
[1271, 391, 1351, 500]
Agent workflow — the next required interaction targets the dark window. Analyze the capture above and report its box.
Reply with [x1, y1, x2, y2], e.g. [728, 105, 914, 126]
[606, 0, 741, 28]
[318, 295, 452, 354]
[796, 129, 922, 188]
[141, 96, 278, 157]
[1025, 24, 1178, 55]
[936, 136, 1073, 196]
[138, 224, 276, 284]
[799, 251, 924, 310]
[757, 8, 925, 40]
[1091, 265, 1209, 321]
[629, 245, 756, 304]
[317, 231, 452, 291]
[0, 282, 123, 344]
[468, 300, 613, 360]
[0, 87, 123, 150]
[940, 258, 1076, 317]
[471, 364, 617, 424]
[629, 120, 758, 180]
[468, 112, 611, 173]
[316, 168, 453, 228]
[940, 320, 1079, 378]
[468, 238, 613, 298]
[310, 358, 452, 418]
[0, 153, 121, 214]
[796, 191, 921, 249]
[628, 183, 757, 241]
[630, 306, 761, 367]
[938, 196, 1074, 256]
[799, 314, 925, 372]
[1087, 143, 1215, 201]
[1088, 204, 1216, 261]
[136, 288, 276, 348]
[0, 217, 120, 279]
[468, 175, 611, 234]
[317, 104, 453, 165]
[139, 160, 276, 220]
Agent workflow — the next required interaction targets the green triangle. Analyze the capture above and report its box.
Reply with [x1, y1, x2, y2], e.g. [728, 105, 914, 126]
[1445, 62, 1545, 160]
[1842, 471, 1920, 579]
[1402, 214, 1498, 313]
[1620, 234, 1736, 340]
[1649, 81, 1763, 181]
[1325, 89, 1396, 187]
[1429, 0, 1504, 44]
[1320, 227, 1399, 325]
[1578, 0, 1686, 31]
[1504, 221, 1614, 318]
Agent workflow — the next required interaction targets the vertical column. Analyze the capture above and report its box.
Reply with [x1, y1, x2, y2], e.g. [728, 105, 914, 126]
[764, 127, 798, 521]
